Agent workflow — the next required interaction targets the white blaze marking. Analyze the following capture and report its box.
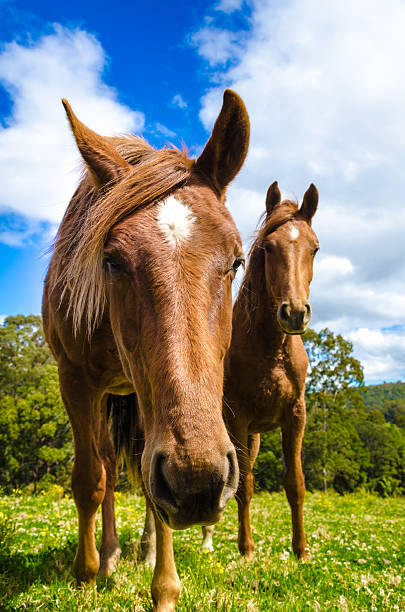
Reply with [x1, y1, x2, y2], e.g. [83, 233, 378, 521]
[157, 195, 195, 247]
[290, 225, 299, 240]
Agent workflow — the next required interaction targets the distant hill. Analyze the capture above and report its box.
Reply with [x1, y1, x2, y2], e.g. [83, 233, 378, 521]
[360, 381, 405, 427]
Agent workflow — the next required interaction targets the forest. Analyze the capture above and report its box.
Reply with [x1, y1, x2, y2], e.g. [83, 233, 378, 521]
[0, 315, 404, 497]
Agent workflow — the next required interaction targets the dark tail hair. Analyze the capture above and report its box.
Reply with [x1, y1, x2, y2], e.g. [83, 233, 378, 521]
[107, 393, 144, 488]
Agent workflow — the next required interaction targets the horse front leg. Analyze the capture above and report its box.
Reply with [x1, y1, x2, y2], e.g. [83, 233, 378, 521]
[201, 525, 215, 551]
[236, 433, 260, 559]
[141, 497, 156, 568]
[99, 401, 121, 577]
[60, 367, 106, 584]
[151, 505, 181, 612]
[281, 403, 307, 560]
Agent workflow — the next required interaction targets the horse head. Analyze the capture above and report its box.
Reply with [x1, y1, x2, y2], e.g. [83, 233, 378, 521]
[261, 182, 319, 335]
[61, 91, 250, 528]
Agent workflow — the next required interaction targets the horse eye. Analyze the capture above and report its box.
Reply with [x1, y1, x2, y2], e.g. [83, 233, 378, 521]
[313, 247, 320, 256]
[232, 257, 245, 272]
[103, 257, 122, 274]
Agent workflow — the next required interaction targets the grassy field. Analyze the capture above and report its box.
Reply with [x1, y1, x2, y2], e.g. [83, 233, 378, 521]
[0, 489, 403, 611]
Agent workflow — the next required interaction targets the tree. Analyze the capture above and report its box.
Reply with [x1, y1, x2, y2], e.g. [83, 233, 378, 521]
[360, 382, 405, 427]
[355, 417, 405, 496]
[303, 328, 364, 493]
[0, 315, 72, 492]
[304, 328, 364, 395]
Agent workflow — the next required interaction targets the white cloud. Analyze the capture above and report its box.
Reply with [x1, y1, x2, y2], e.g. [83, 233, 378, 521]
[315, 256, 354, 279]
[191, 26, 245, 66]
[193, 0, 405, 382]
[0, 25, 144, 227]
[155, 122, 176, 139]
[346, 328, 405, 382]
[0, 215, 42, 247]
[172, 94, 187, 109]
[216, 0, 244, 14]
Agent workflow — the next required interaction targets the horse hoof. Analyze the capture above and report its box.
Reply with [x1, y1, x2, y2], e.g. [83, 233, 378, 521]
[73, 549, 100, 586]
[293, 541, 308, 561]
[74, 568, 98, 586]
[143, 551, 157, 569]
[153, 603, 176, 612]
[295, 549, 308, 562]
[238, 542, 254, 560]
[242, 550, 254, 561]
[141, 542, 156, 569]
[152, 580, 181, 611]
[99, 545, 121, 577]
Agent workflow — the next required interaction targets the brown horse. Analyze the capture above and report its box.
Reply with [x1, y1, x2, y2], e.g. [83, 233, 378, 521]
[202, 181, 319, 560]
[42, 89, 249, 611]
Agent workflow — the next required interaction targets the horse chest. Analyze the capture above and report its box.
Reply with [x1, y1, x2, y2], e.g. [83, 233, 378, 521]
[248, 363, 294, 433]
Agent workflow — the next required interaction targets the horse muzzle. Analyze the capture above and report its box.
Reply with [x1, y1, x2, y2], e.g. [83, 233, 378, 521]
[148, 447, 239, 529]
[277, 301, 312, 334]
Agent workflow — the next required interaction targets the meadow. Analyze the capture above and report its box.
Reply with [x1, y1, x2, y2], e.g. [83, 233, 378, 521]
[0, 489, 403, 611]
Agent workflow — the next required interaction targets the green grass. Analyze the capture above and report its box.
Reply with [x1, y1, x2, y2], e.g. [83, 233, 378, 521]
[0, 489, 403, 610]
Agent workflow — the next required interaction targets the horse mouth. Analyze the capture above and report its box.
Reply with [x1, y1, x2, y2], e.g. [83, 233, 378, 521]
[278, 322, 308, 335]
[153, 502, 223, 530]
[281, 327, 307, 335]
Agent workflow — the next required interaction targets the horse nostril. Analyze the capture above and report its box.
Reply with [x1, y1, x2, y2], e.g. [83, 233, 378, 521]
[150, 453, 178, 513]
[304, 303, 312, 323]
[280, 302, 290, 322]
[219, 448, 239, 509]
[226, 449, 238, 488]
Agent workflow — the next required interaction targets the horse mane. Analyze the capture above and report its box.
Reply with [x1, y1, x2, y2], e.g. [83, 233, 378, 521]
[236, 199, 300, 328]
[50, 136, 195, 336]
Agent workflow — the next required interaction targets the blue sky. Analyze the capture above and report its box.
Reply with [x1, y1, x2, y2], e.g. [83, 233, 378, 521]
[1, 0, 405, 383]
[0, 0, 250, 146]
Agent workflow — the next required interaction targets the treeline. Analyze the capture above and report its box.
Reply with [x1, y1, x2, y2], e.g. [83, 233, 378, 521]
[361, 381, 405, 427]
[0, 316, 404, 496]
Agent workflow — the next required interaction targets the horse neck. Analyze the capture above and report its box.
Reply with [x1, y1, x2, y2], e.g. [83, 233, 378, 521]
[231, 249, 286, 360]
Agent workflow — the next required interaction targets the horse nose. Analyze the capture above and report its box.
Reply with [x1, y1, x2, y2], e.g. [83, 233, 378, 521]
[149, 446, 238, 528]
[278, 301, 311, 333]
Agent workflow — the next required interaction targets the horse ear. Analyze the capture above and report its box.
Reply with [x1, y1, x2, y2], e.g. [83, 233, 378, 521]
[265, 181, 281, 216]
[300, 183, 319, 222]
[62, 99, 131, 189]
[196, 89, 250, 196]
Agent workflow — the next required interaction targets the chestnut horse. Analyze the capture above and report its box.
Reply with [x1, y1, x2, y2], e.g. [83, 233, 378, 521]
[202, 181, 319, 560]
[42, 90, 249, 611]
